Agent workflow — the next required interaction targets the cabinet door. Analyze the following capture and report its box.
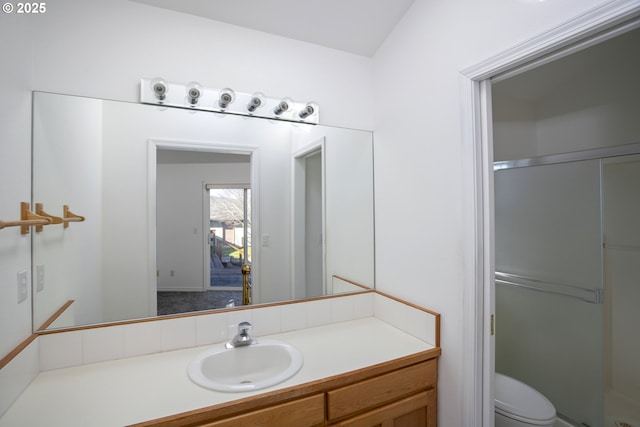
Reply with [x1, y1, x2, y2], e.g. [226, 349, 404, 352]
[199, 394, 325, 427]
[327, 360, 437, 423]
[329, 389, 436, 427]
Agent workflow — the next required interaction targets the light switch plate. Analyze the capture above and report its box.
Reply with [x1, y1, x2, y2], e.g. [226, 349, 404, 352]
[36, 264, 45, 292]
[17, 271, 28, 303]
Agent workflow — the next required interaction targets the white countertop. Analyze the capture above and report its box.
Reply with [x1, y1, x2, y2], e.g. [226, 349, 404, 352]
[0, 317, 435, 427]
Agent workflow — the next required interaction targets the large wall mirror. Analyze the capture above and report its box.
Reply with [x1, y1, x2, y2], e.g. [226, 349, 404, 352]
[32, 92, 374, 331]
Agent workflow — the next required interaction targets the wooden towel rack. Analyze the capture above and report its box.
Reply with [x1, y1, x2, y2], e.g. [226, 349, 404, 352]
[62, 205, 85, 228]
[0, 202, 51, 234]
[0, 202, 85, 234]
[35, 202, 63, 232]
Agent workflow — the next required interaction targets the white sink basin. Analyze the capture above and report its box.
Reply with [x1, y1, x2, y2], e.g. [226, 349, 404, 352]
[187, 338, 304, 392]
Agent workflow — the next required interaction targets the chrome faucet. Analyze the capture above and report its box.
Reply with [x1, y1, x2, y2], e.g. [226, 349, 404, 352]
[226, 321, 257, 348]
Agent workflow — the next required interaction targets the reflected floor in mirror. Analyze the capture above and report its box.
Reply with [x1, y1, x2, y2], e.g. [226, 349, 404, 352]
[157, 290, 242, 316]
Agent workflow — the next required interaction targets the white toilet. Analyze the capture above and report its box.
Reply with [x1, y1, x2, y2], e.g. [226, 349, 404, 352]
[495, 373, 556, 427]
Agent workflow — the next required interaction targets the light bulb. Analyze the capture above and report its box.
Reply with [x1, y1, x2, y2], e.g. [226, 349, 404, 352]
[273, 97, 293, 116]
[218, 88, 236, 109]
[151, 77, 168, 102]
[247, 92, 264, 113]
[185, 82, 201, 106]
[298, 102, 318, 119]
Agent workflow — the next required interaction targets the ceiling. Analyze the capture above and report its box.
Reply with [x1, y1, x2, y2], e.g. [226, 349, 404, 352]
[131, 0, 416, 57]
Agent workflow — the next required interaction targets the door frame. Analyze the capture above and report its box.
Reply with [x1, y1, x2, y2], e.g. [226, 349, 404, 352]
[205, 183, 251, 292]
[148, 139, 259, 306]
[291, 138, 326, 299]
[459, 2, 640, 425]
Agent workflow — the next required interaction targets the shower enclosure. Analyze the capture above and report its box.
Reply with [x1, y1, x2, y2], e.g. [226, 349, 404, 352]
[494, 148, 640, 427]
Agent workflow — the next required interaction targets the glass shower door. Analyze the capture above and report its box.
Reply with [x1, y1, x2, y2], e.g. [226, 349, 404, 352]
[494, 159, 604, 426]
[602, 154, 640, 427]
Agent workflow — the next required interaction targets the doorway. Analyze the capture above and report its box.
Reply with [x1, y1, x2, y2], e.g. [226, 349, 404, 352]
[491, 26, 640, 426]
[292, 142, 325, 300]
[207, 185, 251, 308]
[152, 142, 254, 315]
[461, 4, 640, 426]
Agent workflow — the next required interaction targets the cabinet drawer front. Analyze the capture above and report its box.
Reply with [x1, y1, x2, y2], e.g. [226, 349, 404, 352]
[201, 394, 324, 427]
[327, 359, 436, 422]
[328, 390, 434, 427]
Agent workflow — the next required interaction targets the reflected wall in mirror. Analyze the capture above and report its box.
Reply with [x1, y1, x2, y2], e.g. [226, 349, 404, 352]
[32, 92, 374, 331]
[155, 148, 252, 315]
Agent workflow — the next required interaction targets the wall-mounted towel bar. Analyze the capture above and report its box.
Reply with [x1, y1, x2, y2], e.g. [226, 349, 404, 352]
[35, 203, 64, 232]
[0, 202, 51, 234]
[495, 271, 604, 304]
[62, 205, 85, 228]
[0, 202, 85, 234]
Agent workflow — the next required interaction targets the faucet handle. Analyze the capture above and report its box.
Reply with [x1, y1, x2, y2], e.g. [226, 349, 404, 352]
[226, 321, 256, 348]
[238, 321, 252, 334]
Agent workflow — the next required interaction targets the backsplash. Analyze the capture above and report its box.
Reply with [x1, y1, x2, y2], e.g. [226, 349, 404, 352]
[0, 291, 439, 418]
[38, 292, 375, 370]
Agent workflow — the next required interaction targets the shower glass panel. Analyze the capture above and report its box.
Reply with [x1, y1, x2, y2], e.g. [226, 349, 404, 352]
[602, 154, 640, 426]
[495, 159, 604, 426]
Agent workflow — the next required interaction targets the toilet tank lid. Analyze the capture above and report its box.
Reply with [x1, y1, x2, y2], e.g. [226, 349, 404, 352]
[495, 373, 556, 422]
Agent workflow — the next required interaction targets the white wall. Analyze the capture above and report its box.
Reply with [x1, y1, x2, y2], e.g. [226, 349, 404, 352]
[157, 162, 250, 292]
[493, 27, 640, 161]
[292, 126, 375, 291]
[32, 93, 104, 329]
[372, 0, 611, 425]
[0, 0, 372, 357]
[492, 95, 539, 161]
[30, 0, 373, 130]
[100, 100, 296, 320]
[535, 30, 640, 155]
[0, 12, 35, 358]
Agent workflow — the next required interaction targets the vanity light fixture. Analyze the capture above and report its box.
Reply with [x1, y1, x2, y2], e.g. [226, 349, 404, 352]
[273, 98, 293, 116]
[247, 92, 264, 113]
[298, 102, 318, 120]
[150, 77, 168, 102]
[140, 78, 320, 124]
[218, 88, 236, 110]
[185, 82, 202, 106]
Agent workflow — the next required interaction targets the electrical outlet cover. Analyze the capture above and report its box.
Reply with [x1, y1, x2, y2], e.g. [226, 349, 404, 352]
[17, 271, 28, 303]
[36, 264, 45, 292]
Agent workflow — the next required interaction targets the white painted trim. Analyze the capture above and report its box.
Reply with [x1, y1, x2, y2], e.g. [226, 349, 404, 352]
[462, 0, 640, 80]
[147, 142, 158, 317]
[460, 73, 485, 426]
[459, 1, 640, 426]
[202, 181, 209, 292]
[479, 79, 496, 427]
[320, 142, 327, 297]
[157, 287, 204, 293]
[147, 139, 260, 303]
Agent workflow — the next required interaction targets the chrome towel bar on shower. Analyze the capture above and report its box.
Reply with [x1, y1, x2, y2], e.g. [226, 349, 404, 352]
[495, 271, 604, 304]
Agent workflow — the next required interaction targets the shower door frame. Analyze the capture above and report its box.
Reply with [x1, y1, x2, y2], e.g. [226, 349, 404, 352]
[459, 2, 640, 426]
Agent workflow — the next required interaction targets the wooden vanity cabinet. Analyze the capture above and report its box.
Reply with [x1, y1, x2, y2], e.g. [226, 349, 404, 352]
[326, 359, 437, 427]
[132, 350, 439, 427]
[198, 394, 325, 427]
[328, 389, 436, 427]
